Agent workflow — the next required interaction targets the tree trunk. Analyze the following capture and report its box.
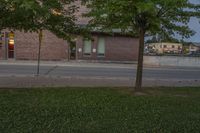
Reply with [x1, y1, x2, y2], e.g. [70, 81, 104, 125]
[37, 29, 43, 76]
[135, 28, 145, 91]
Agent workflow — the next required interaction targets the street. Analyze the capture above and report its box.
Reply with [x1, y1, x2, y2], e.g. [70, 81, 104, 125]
[0, 62, 200, 87]
[0, 64, 200, 80]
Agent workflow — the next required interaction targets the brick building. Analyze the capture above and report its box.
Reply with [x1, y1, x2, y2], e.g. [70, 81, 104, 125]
[0, 31, 139, 61]
[0, 3, 139, 62]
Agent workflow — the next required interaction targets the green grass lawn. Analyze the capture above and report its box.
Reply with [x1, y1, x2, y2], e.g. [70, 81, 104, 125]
[0, 87, 200, 133]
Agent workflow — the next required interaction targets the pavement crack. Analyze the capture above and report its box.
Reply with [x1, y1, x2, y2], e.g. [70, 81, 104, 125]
[44, 66, 58, 76]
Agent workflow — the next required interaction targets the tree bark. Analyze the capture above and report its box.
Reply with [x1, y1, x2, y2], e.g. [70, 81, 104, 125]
[135, 28, 145, 91]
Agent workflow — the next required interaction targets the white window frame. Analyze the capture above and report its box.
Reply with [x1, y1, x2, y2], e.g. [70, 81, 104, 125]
[83, 39, 92, 56]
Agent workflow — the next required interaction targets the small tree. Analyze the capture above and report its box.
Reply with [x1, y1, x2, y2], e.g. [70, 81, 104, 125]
[24, 0, 80, 75]
[84, 0, 200, 90]
[1, 0, 83, 75]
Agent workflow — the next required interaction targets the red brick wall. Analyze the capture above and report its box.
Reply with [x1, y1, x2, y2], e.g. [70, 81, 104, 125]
[76, 35, 139, 61]
[0, 40, 3, 59]
[0, 49, 3, 59]
[75, 1, 90, 25]
[1, 31, 139, 61]
[0, 31, 8, 59]
[105, 36, 139, 61]
[14, 30, 69, 60]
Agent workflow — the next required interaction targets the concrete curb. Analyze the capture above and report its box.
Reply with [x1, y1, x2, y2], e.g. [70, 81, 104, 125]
[0, 60, 137, 69]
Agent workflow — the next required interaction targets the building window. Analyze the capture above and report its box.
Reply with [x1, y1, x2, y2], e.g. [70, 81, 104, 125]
[83, 40, 92, 56]
[97, 38, 105, 57]
[172, 45, 175, 48]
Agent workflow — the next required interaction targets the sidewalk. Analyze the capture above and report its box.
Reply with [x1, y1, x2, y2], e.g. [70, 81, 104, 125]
[1, 59, 200, 70]
[0, 59, 137, 69]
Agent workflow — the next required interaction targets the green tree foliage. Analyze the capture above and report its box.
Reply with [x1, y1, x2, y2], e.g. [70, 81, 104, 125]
[0, 0, 84, 41]
[0, 0, 87, 75]
[83, 0, 200, 90]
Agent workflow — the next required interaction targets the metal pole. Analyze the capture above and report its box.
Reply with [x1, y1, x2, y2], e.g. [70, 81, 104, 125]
[68, 43, 70, 61]
[75, 38, 78, 61]
[37, 29, 42, 76]
[4, 32, 8, 60]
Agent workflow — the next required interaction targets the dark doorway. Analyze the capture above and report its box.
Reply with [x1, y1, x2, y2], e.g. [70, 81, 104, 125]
[8, 32, 15, 59]
[70, 42, 76, 60]
[8, 43, 14, 58]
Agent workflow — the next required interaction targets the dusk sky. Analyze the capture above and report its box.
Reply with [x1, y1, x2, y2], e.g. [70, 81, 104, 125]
[185, 0, 200, 42]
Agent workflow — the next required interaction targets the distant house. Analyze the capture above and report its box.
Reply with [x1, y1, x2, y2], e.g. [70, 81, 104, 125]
[147, 42, 183, 54]
[189, 43, 200, 53]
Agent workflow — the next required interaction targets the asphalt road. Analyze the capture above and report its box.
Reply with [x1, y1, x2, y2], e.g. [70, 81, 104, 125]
[0, 64, 200, 80]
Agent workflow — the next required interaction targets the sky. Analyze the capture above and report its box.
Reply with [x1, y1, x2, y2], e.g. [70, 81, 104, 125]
[185, 0, 200, 42]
